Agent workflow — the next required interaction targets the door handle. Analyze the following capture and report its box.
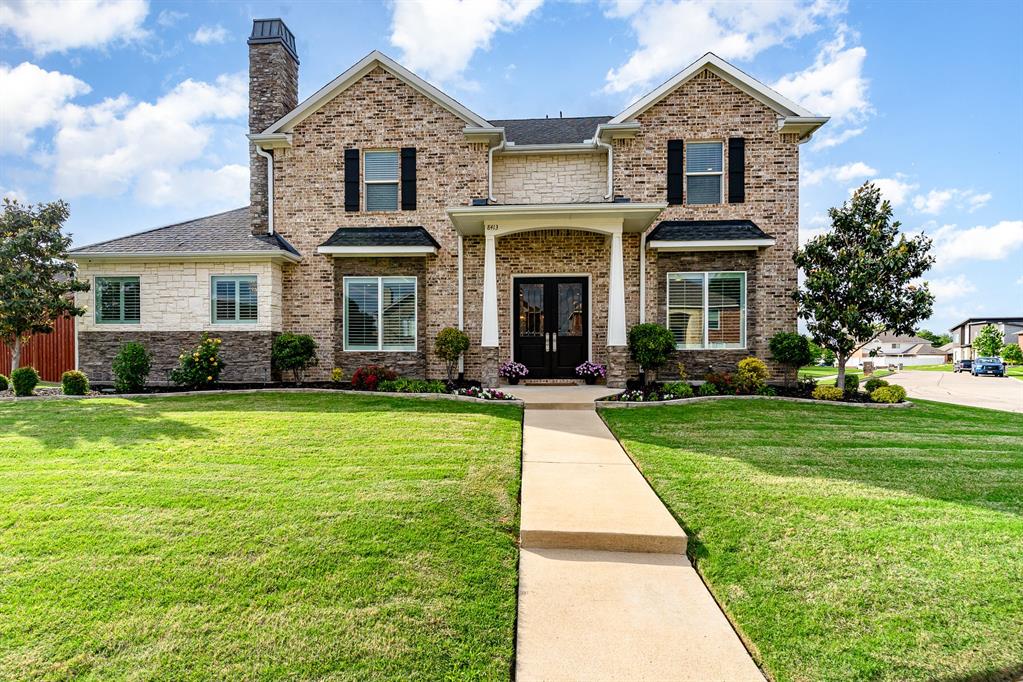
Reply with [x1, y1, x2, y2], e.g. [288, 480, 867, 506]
[552, 332, 557, 352]
[545, 333, 550, 352]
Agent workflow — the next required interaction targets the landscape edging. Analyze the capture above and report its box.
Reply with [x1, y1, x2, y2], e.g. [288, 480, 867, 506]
[595, 394, 913, 409]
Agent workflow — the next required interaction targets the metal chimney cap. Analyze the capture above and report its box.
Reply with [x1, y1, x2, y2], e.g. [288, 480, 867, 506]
[248, 18, 299, 63]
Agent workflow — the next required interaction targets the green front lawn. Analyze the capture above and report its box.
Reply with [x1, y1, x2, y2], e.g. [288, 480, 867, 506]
[603, 400, 1023, 682]
[797, 364, 847, 379]
[0, 393, 522, 680]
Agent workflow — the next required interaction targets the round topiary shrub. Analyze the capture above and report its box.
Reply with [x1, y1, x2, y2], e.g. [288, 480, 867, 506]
[627, 323, 676, 382]
[812, 385, 844, 401]
[842, 373, 860, 397]
[435, 327, 470, 382]
[768, 332, 813, 386]
[272, 332, 318, 382]
[170, 333, 224, 389]
[0, 374, 8, 391]
[112, 341, 152, 393]
[61, 370, 89, 395]
[871, 385, 907, 403]
[11, 366, 40, 397]
[863, 377, 889, 393]
[735, 356, 770, 394]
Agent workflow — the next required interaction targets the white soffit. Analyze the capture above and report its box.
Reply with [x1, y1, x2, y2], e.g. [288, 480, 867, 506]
[646, 238, 776, 252]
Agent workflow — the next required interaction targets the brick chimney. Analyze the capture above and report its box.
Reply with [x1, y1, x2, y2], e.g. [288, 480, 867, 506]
[248, 18, 298, 235]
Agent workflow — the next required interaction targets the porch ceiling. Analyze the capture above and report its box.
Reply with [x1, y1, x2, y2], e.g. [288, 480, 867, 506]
[446, 202, 667, 235]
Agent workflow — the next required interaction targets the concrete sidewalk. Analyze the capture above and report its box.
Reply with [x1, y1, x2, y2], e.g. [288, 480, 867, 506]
[515, 387, 763, 681]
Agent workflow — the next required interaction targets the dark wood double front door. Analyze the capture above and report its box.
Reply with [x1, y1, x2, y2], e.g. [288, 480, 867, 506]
[513, 277, 588, 379]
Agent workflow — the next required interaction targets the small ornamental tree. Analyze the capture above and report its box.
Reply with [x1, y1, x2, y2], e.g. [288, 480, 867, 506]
[768, 332, 813, 386]
[272, 332, 318, 382]
[0, 199, 90, 371]
[794, 183, 935, 390]
[435, 327, 469, 383]
[972, 324, 1003, 358]
[1001, 343, 1023, 365]
[627, 323, 676, 384]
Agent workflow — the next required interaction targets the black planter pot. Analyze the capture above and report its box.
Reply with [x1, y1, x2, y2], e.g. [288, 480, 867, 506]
[584, 376, 596, 385]
[508, 377, 520, 385]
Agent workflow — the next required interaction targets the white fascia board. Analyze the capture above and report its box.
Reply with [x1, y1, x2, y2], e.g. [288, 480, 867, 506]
[609, 52, 818, 124]
[646, 238, 775, 252]
[777, 116, 830, 142]
[464, 126, 505, 144]
[317, 245, 437, 257]
[596, 122, 641, 141]
[249, 132, 293, 149]
[446, 202, 666, 235]
[498, 142, 600, 155]
[264, 50, 493, 134]
[69, 250, 301, 263]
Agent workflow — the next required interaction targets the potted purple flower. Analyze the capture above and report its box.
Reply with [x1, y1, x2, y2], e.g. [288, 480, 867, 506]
[575, 361, 606, 385]
[499, 360, 529, 385]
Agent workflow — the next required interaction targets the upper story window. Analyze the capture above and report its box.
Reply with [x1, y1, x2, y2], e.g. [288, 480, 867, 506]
[212, 275, 258, 324]
[686, 142, 723, 205]
[95, 276, 140, 324]
[666, 271, 746, 349]
[364, 150, 399, 211]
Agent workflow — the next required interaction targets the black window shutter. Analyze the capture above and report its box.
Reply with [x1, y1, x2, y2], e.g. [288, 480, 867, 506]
[400, 147, 417, 210]
[666, 139, 684, 205]
[728, 137, 745, 203]
[344, 148, 360, 212]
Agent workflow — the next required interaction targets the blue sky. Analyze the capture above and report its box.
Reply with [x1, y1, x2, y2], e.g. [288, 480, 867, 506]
[1, 0, 1021, 333]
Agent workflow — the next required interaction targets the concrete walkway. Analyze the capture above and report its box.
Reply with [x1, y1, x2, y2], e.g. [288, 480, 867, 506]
[514, 386, 763, 681]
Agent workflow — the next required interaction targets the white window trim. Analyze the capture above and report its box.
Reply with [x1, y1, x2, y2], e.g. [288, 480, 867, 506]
[685, 140, 724, 205]
[342, 275, 418, 352]
[210, 274, 258, 325]
[666, 270, 747, 350]
[363, 148, 399, 212]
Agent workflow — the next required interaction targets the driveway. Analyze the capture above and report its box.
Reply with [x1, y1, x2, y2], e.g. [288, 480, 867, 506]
[886, 370, 1023, 413]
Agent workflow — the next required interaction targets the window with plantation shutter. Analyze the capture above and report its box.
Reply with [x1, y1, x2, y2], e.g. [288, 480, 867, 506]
[211, 276, 258, 323]
[95, 276, 140, 324]
[666, 271, 745, 349]
[364, 150, 399, 211]
[685, 141, 723, 205]
[344, 276, 417, 351]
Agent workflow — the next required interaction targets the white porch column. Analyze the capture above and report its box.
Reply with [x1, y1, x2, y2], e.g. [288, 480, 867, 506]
[607, 228, 627, 346]
[482, 231, 499, 347]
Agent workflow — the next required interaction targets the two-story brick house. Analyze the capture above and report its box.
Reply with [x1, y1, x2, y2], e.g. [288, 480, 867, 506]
[70, 18, 827, 388]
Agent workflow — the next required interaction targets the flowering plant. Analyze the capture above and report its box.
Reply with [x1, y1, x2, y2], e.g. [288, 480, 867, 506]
[351, 365, 397, 391]
[453, 386, 515, 400]
[170, 333, 224, 389]
[575, 361, 606, 379]
[499, 361, 529, 379]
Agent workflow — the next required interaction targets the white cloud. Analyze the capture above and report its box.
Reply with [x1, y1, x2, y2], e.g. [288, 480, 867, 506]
[191, 24, 228, 45]
[51, 73, 248, 206]
[861, 176, 917, 207]
[802, 160, 876, 186]
[912, 188, 992, 215]
[603, 0, 841, 95]
[0, 0, 148, 55]
[390, 0, 543, 85]
[926, 274, 977, 301]
[157, 9, 186, 27]
[135, 164, 248, 206]
[0, 62, 91, 153]
[929, 221, 1023, 265]
[810, 125, 863, 149]
[2, 186, 28, 203]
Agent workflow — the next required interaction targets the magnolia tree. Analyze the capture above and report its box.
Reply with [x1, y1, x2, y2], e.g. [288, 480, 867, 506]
[793, 183, 935, 390]
[0, 200, 89, 371]
[972, 324, 1004, 358]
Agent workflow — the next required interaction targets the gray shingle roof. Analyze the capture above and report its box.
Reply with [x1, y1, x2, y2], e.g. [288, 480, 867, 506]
[70, 208, 300, 257]
[647, 220, 774, 242]
[320, 226, 440, 248]
[488, 116, 612, 145]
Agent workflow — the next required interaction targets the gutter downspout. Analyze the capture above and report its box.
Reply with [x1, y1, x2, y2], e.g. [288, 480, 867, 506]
[457, 234, 464, 375]
[255, 146, 274, 234]
[639, 231, 646, 323]
[487, 138, 506, 203]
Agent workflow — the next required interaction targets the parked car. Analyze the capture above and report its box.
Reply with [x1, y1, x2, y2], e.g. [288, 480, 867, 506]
[971, 357, 1005, 377]
[954, 359, 972, 373]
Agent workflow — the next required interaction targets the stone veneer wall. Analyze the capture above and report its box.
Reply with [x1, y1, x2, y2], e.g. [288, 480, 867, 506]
[331, 256, 429, 378]
[491, 152, 608, 204]
[271, 66, 488, 380]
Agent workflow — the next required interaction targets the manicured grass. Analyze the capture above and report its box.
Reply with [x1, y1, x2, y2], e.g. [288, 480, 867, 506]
[603, 399, 1023, 682]
[797, 366, 892, 386]
[0, 393, 523, 680]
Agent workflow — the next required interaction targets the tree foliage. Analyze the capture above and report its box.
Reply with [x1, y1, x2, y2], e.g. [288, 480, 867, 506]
[435, 327, 469, 382]
[972, 324, 1003, 358]
[0, 199, 89, 370]
[1001, 343, 1023, 365]
[627, 323, 676, 382]
[793, 183, 935, 389]
[916, 328, 952, 347]
[768, 332, 812, 386]
[272, 332, 318, 382]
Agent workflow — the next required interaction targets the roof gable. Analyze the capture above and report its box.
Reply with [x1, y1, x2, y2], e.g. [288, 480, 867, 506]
[609, 52, 824, 126]
[264, 50, 493, 134]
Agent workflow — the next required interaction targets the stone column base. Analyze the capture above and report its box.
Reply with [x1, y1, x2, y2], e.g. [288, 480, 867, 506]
[480, 346, 501, 388]
[605, 345, 630, 389]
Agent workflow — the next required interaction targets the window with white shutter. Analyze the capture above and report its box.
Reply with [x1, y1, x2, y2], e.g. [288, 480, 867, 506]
[364, 150, 399, 211]
[666, 271, 745, 349]
[95, 277, 140, 324]
[685, 142, 723, 205]
[344, 276, 417, 351]
[211, 276, 258, 323]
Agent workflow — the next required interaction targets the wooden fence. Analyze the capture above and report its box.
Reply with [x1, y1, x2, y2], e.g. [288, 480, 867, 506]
[0, 316, 76, 382]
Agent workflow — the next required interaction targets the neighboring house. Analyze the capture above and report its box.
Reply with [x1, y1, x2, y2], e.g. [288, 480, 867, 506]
[851, 334, 947, 368]
[69, 18, 827, 387]
[948, 317, 1023, 362]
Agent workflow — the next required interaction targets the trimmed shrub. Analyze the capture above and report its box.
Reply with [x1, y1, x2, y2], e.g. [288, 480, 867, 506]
[768, 332, 813, 385]
[797, 376, 818, 394]
[351, 365, 397, 391]
[377, 378, 447, 394]
[863, 377, 889, 393]
[661, 381, 694, 399]
[757, 385, 777, 396]
[170, 334, 224, 389]
[697, 382, 719, 397]
[61, 370, 89, 395]
[11, 366, 39, 397]
[0, 374, 8, 391]
[112, 341, 151, 393]
[704, 371, 734, 392]
[735, 357, 770, 394]
[812, 385, 845, 401]
[871, 385, 907, 403]
[627, 323, 676, 381]
[435, 327, 470, 382]
[842, 373, 860, 398]
[272, 332, 318, 382]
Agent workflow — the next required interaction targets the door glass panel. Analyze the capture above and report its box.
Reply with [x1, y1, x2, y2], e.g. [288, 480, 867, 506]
[558, 282, 584, 337]
[518, 283, 544, 337]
